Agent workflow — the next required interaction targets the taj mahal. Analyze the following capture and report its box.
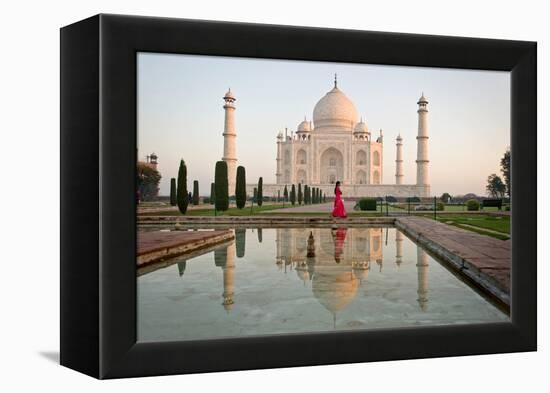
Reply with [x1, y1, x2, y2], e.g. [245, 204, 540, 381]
[221, 75, 431, 198]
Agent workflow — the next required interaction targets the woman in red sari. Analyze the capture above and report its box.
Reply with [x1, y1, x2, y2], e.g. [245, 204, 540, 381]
[331, 181, 347, 218]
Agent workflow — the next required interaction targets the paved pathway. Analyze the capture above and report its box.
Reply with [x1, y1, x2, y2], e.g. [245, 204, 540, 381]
[395, 216, 510, 307]
[266, 201, 348, 213]
[137, 229, 234, 266]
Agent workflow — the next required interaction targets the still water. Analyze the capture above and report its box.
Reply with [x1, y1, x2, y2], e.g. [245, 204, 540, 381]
[137, 227, 508, 342]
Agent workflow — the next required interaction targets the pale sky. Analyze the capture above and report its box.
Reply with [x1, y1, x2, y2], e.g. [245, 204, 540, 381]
[138, 52, 510, 197]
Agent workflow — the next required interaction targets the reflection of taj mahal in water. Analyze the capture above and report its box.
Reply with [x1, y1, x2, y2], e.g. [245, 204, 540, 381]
[195, 228, 430, 322]
[221, 75, 431, 198]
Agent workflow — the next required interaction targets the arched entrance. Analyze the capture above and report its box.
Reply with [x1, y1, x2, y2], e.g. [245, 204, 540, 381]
[320, 147, 344, 184]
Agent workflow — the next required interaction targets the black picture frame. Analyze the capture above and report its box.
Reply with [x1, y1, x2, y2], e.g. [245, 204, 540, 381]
[60, 14, 536, 379]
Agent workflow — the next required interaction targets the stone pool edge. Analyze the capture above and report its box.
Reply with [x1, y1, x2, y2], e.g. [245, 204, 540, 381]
[394, 217, 510, 311]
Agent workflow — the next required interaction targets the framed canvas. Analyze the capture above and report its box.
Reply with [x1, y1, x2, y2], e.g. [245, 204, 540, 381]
[60, 14, 536, 379]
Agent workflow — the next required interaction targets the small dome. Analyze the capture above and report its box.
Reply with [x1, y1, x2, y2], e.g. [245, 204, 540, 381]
[313, 81, 358, 132]
[353, 118, 369, 134]
[297, 119, 311, 132]
[417, 92, 428, 104]
[224, 88, 235, 100]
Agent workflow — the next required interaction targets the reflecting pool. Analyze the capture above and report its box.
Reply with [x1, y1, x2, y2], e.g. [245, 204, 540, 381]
[137, 227, 508, 342]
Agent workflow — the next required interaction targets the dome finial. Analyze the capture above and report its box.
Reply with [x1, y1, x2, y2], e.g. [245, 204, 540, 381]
[334, 73, 338, 88]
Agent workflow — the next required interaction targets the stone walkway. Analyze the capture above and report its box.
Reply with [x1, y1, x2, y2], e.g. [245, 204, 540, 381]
[267, 201, 344, 213]
[137, 229, 234, 266]
[395, 216, 510, 308]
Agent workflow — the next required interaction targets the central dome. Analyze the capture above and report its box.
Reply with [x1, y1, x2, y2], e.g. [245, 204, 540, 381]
[313, 83, 358, 132]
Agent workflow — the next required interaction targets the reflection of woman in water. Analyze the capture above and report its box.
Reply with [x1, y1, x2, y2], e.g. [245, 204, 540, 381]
[331, 181, 347, 218]
[332, 228, 347, 263]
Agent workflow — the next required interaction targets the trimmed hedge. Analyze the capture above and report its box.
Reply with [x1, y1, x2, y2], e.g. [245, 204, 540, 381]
[466, 199, 480, 211]
[235, 166, 246, 209]
[358, 198, 378, 211]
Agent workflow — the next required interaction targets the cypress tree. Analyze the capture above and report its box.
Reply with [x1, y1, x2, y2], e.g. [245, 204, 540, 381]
[277, 190, 281, 203]
[284, 185, 288, 202]
[257, 177, 263, 207]
[235, 166, 246, 209]
[253, 187, 258, 203]
[314, 188, 318, 204]
[290, 184, 296, 205]
[214, 161, 229, 211]
[323, 192, 326, 203]
[169, 178, 177, 206]
[210, 182, 215, 205]
[192, 180, 199, 205]
[176, 160, 188, 214]
[298, 183, 303, 205]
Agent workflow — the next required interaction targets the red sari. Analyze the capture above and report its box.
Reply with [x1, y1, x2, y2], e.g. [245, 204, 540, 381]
[332, 185, 347, 218]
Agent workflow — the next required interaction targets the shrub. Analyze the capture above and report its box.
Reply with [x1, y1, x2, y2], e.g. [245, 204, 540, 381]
[169, 178, 177, 206]
[215, 161, 229, 211]
[257, 177, 263, 207]
[466, 199, 480, 211]
[436, 202, 445, 211]
[235, 166, 246, 209]
[358, 198, 377, 211]
[176, 160, 188, 214]
[407, 196, 421, 203]
[192, 180, 199, 205]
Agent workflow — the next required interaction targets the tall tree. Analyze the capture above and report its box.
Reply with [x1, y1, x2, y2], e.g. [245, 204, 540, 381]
[486, 174, 506, 198]
[235, 166, 246, 209]
[137, 162, 161, 201]
[283, 185, 288, 202]
[304, 185, 310, 204]
[169, 178, 177, 206]
[298, 183, 303, 205]
[215, 161, 229, 211]
[210, 182, 215, 205]
[501, 148, 511, 197]
[257, 177, 263, 207]
[176, 159, 188, 214]
[192, 180, 199, 205]
[277, 190, 281, 203]
[290, 184, 296, 205]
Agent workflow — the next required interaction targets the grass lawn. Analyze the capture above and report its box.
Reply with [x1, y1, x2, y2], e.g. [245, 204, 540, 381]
[433, 214, 510, 240]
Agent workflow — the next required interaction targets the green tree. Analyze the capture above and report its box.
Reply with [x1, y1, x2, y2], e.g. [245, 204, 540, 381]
[215, 161, 229, 211]
[235, 166, 246, 209]
[501, 148, 511, 197]
[277, 190, 280, 203]
[298, 183, 303, 205]
[192, 180, 199, 205]
[210, 182, 215, 205]
[323, 192, 326, 203]
[257, 177, 263, 207]
[137, 162, 161, 202]
[253, 187, 258, 203]
[284, 185, 288, 202]
[290, 184, 296, 205]
[304, 185, 310, 204]
[486, 174, 506, 198]
[440, 192, 451, 203]
[176, 160, 188, 214]
[169, 178, 176, 206]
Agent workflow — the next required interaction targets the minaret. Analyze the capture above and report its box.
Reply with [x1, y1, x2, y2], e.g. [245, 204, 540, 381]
[395, 134, 403, 185]
[416, 93, 430, 187]
[395, 230, 403, 266]
[276, 132, 283, 184]
[222, 241, 236, 312]
[222, 89, 237, 196]
[416, 246, 429, 311]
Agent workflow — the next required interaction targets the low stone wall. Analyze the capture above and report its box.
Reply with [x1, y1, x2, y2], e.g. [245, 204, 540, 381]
[246, 183, 429, 198]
